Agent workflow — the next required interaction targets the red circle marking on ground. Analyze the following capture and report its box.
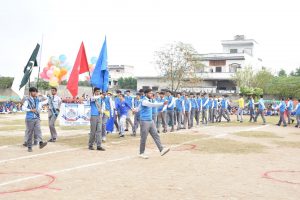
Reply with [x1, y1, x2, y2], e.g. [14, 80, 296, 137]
[147, 144, 197, 151]
[262, 170, 300, 185]
[0, 172, 59, 195]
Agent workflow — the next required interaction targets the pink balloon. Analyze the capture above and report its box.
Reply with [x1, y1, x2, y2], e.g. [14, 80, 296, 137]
[47, 70, 53, 78]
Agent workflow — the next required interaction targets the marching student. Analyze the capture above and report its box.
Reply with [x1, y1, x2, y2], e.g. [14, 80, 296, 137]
[208, 95, 214, 122]
[183, 94, 191, 129]
[22, 87, 48, 152]
[88, 88, 105, 151]
[189, 93, 198, 128]
[202, 93, 209, 124]
[195, 93, 202, 125]
[157, 91, 167, 133]
[125, 90, 134, 131]
[175, 92, 184, 130]
[246, 95, 255, 122]
[133, 93, 142, 136]
[218, 95, 230, 122]
[211, 95, 218, 123]
[275, 98, 287, 127]
[116, 94, 133, 137]
[254, 95, 266, 125]
[235, 94, 245, 123]
[292, 99, 300, 128]
[102, 91, 114, 142]
[287, 97, 295, 124]
[151, 96, 158, 129]
[46, 87, 62, 142]
[166, 90, 175, 132]
[137, 88, 170, 159]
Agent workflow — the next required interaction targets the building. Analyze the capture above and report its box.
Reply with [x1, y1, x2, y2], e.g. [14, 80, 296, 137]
[137, 35, 263, 93]
[108, 65, 134, 88]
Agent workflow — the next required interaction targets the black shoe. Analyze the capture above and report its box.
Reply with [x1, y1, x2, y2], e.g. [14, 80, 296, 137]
[295, 125, 299, 128]
[97, 146, 106, 151]
[276, 124, 280, 126]
[28, 147, 32, 152]
[89, 146, 94, 150]
[292, 119, 295, 124]
[33, 141, 38, 146]
[39, 142, 47, 149]
[23, 143, 28, 147]
[48, 138, 56, 142]
[120, 134, 125, 138]
[125, 129, 129, 131]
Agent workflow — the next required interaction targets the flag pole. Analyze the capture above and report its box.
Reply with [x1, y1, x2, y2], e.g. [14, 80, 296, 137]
[37, 34, 44, 90]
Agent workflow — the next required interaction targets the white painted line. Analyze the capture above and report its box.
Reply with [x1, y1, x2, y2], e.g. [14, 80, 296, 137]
[213, 124, 270, 138]
[0, 148, 82, 164]
[0, 138, 196, 188]
[0, 146, 9, 150]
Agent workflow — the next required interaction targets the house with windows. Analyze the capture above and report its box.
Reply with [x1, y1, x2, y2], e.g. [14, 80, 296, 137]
[137, 35, 263, 93]
[108, 65, 134, 88]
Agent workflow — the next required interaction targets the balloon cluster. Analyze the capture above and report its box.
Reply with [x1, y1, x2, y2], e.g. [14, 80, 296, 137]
[85, 56, 98, 81]
[40, 55, 71, 87]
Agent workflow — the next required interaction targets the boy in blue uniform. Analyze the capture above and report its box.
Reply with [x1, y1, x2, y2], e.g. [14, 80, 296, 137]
[196, 93, 202, 125]
[246, 96, 255, 122]
[175, 93, 184, 130]
[137, 88, 169, 159]
[275, 98, 287, 127]
[22, 87, 48, 152]
[254, 95, 266, 125]
[89, 88, 105, 151]
[116, 94, 133, 137]
[166, 90, 175, 132]
[133, 93, 142, 136]
[189, 93, 198, 128]
[125, 90, 134, 131]
[157, 91, 167, 133]
[287, 97, 295, 124]
[202, 93, 209, 124]
[212, 95, 218, 123]
[183, 94, 191, 129]
[102, 92, 114, 141]
[292, 99, 300, 128]
[208, 95, 213, 122]
[218, 95, 230, 122]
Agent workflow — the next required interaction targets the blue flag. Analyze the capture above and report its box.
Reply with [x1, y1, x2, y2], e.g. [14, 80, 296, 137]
[91, 37, 109, 91]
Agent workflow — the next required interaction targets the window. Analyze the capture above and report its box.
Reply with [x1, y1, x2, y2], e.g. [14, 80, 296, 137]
[152, 86, 159, 91]
[230, 49, 238, 53]
[142, 86, 150, 90]
[216, 67, 222, 72]
[209, 60, 226, 66]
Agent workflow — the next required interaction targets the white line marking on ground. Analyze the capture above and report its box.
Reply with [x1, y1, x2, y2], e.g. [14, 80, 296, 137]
[0, 148, 82, 164]
[0, 138, 196, 188]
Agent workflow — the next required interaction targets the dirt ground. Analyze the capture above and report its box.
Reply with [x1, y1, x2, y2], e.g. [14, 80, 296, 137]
[0, 113, 299, 200]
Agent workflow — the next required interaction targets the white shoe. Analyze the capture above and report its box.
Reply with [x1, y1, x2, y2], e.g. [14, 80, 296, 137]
[102, 137, 106, 142]
[139, 153, 149, 159]
[160, 147, 170, 156]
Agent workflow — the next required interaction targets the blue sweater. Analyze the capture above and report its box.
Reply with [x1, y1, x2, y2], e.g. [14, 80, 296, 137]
[116, 101, 131, 116]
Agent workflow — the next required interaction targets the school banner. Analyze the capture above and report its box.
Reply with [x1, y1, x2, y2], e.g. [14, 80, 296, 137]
[60, 103, 91, 126]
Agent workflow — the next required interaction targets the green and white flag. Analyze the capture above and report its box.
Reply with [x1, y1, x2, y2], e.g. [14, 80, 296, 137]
[11, 43, 40, 99]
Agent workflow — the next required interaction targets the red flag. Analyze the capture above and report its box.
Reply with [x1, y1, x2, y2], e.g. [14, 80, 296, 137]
[67, 42, 89, 97]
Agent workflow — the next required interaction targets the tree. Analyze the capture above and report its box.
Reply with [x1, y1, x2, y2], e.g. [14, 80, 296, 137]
[154, 42, 203, 92]
[265, 76, 300, 97]
[36, 80, 51, 90]
[117, 77, 137, 90]
[232, 66, 255, 88]
[0, 77, 14, 89]
[278, 69, 287, 77]
[253, 68, 274, 92]
[292, 67, 300, 76]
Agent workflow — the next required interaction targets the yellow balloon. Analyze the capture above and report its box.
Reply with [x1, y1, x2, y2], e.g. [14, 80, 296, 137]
[49, 81, 59, 87]
[53, 68, 61, 77]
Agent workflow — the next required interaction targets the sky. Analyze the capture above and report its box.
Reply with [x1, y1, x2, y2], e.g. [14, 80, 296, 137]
[1, 0, 300, 78]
